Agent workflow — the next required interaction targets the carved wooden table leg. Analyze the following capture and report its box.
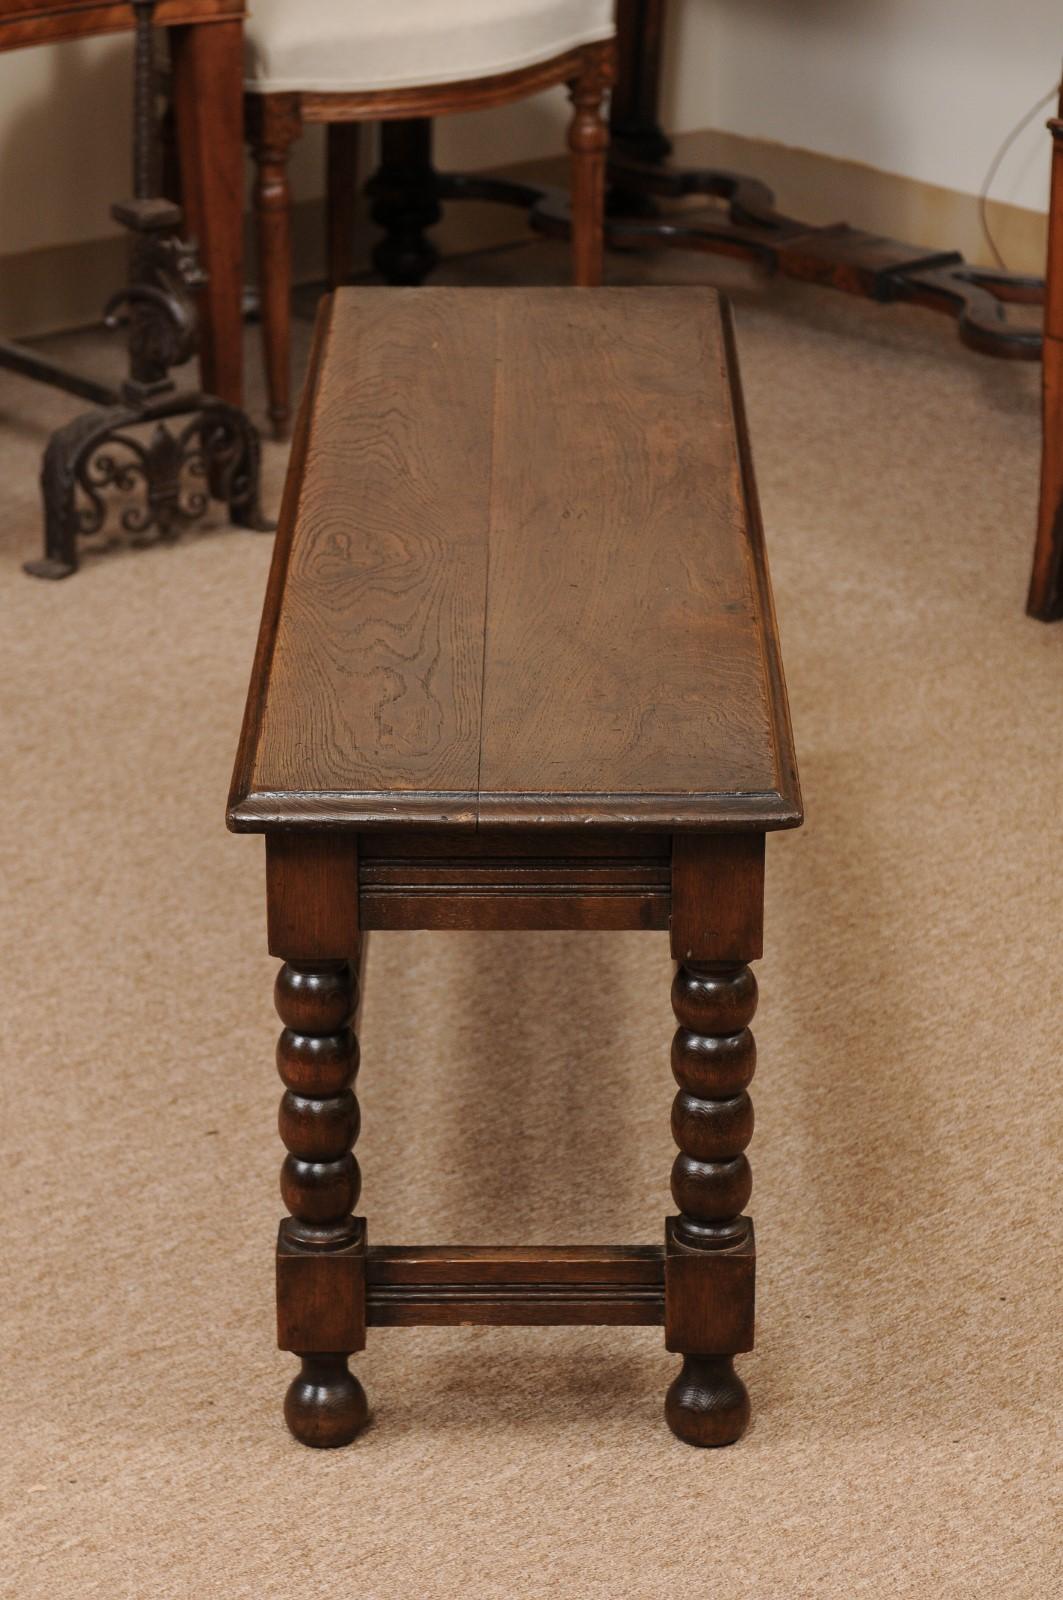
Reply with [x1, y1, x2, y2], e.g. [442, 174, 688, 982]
[664, 834, 762, 1446]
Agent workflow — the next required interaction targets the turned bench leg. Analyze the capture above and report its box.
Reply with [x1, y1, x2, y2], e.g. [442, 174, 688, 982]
[274, 955, 367, 1447]
[265, 836, 366, 1447]
[665, 961, 756, 1445]
[664, 834, 763, 1447]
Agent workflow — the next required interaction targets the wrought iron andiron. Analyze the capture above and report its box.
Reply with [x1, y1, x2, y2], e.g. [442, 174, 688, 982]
[14, 0, 268, 579]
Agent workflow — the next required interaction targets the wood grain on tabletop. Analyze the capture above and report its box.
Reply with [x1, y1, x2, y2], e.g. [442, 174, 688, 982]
[232, 286, 798, 832]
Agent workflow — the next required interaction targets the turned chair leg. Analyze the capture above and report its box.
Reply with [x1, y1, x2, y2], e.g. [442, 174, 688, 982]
[567, 49, 611, 286]
[274, 956, 368, 1447]
[327, 123, 361, 291]
[249, 93, 301, 440]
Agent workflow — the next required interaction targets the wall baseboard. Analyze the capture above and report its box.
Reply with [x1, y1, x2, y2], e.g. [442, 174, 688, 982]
[669, 128, 1047, 282]
[0, 128, 1046, 340]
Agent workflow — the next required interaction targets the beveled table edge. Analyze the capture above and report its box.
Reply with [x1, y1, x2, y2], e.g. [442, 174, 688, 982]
[226, 787, 803, 833]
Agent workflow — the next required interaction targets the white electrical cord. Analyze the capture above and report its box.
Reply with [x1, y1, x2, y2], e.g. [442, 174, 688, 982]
[979, 81, 1060, 270]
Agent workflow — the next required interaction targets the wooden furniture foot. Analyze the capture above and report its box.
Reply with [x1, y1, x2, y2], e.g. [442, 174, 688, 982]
[665, 1355, 750, 1448]
[285, 1353, 368, 1449]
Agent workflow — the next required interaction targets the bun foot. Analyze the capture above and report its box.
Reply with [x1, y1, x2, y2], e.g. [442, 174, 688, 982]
[284, 1354, 368, 1448]
[665, 1355, 750, 1447]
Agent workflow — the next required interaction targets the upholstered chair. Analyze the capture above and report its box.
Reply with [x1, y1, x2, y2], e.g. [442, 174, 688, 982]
[245, 0, 616, 436]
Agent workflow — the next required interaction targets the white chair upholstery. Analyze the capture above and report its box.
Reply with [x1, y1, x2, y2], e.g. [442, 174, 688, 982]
[245, 0, 615, 95]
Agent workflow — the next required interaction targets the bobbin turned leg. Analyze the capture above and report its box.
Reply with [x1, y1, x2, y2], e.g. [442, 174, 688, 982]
[265, 832, 367, 1447]
[275, 957, 367, 1446]
[664, 834, 763, 1447]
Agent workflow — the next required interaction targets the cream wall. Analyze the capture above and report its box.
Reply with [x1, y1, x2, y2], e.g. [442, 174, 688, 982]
[0, 35, 324, 256]
[0, 32, 562, 262]
[668, 0, 1059, 213]
[0, 4, 1055, 286]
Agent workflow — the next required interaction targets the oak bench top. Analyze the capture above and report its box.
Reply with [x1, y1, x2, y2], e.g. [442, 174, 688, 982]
[228, 286, 801, 833]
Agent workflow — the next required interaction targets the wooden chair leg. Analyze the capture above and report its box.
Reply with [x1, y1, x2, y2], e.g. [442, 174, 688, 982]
[327, 123, 362, 291]
[567, 46, 612, 287]
[1028, 93, 1063, 620]
[249, 92, 302, 441]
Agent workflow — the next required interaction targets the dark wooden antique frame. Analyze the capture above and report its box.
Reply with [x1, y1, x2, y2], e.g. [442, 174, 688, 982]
[248, 39, 615, 437]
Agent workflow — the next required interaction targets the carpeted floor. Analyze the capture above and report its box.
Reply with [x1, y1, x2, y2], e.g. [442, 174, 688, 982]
[0, 239, 1059, 1599]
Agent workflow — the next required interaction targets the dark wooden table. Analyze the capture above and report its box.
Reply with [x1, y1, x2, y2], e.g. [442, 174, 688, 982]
[228, 285, 802, 1450]
[0, 0, 245, 406]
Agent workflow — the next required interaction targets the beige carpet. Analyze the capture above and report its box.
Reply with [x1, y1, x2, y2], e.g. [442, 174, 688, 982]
[0, 239, 1059, 1599]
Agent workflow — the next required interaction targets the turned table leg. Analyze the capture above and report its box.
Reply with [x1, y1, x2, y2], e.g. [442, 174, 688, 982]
[274, 956, 367, 1446]
[664, 834, 763, 1447]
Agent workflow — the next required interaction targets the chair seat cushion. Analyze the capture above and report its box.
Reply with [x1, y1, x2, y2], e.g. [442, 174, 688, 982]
[245, 0, 615, 95]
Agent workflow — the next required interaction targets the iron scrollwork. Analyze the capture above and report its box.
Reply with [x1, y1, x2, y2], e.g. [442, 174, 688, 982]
[23, 0, 270, 579]
[29, 397, 266, 579]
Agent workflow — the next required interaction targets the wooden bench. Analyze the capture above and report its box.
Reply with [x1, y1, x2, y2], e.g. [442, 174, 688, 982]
[228, 285, 802, 1449]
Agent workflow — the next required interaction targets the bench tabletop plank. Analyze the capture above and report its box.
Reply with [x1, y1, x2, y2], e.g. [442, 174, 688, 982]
[229, 286, 800, 832]
[479, 288, 782, 824]
[240, 290, 497, 825]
